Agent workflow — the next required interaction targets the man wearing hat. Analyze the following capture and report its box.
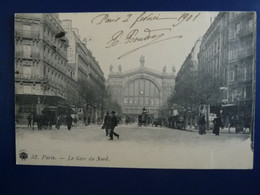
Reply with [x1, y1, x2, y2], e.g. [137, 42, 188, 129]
[109, 111, 119, 140]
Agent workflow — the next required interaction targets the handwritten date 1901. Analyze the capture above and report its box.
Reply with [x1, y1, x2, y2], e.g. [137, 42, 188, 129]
[91, 12, 201, 28]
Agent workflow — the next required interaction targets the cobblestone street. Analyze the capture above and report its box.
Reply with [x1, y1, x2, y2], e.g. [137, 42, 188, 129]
[16, 124, 253, 169]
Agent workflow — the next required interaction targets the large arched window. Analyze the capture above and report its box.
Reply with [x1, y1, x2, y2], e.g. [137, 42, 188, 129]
[123, 79, 160, 106]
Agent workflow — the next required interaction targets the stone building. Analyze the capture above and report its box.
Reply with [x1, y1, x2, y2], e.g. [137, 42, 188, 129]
[174, 38, 202, 126]
[198, 12, 256, 126]
[15, 13, 77, 123]
[106, 56, 176, 119]
[224, 12, 256, 118]
[61, 19, 106, 123]
[198, 12, 228, 108]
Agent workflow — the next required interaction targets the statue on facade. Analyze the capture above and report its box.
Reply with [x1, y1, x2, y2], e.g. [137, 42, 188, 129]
[140, 55, 145, 67]
[109, 65, 113, 73]
[118, 64, 122, 72]
[163, 65, 166, 74]
[172, 65, 176, 73]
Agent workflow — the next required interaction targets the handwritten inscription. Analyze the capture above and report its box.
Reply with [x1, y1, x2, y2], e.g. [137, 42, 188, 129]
[91, 12, 201, 59]
[106, 28, 182, 59]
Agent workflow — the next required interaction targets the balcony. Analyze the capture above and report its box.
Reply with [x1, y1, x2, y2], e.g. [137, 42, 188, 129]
[15, 28, 40, 39]
[47, 80, 66, 90]
[228, 36, 238, 43]
[237, 28, 254, 38]
[228, 56, 239, 64]
[238, 47, 254, 60]
[15, 51, 40, 60]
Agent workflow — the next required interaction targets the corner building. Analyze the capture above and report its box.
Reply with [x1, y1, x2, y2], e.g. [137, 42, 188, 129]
[15, 13, 77, 123]
[106, 56, 176, 119]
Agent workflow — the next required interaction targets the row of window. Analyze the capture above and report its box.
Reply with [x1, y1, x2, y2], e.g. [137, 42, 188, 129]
[20, 23, 67, 56]
[44, 65, 74, 88]
[16, 41, 70, 75]
[124, 79, 160, 97]
[202, 55, 221, 75]
[229, 65, 249, 82]
[200, 37, 221, 63]
[43, 17, 67, 51]
[229, 85, 252, 102]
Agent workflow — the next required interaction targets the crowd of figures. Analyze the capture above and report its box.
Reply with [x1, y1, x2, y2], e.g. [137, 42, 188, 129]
[24, 107, 251, 139]
[26, 112, 77, 131]
[197, 113, 251, 136]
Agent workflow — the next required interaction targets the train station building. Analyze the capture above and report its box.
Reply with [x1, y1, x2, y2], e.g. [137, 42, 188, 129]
[106, 56, 176, 119]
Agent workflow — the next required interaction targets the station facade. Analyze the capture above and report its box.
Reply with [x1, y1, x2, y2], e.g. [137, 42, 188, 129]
[106, 56, 176, 119]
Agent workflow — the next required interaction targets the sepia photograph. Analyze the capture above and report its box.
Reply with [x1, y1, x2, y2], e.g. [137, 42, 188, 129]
[15, 11, 256, 169]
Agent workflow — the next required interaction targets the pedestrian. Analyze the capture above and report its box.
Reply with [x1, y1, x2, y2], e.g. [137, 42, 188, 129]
[109, 111, 119, 140]
[27, 113, 32, 128]
[73, 116, 78, 127]
[198, 114, 206, 135]
[83, 115, 87, 126]
[103, 111, 111, 136]
[66, 113, 73, 130]
[56, 115, 61, 129]
[213, 114, 222, 136]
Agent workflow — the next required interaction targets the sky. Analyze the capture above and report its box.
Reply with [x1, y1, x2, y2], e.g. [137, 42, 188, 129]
[59, 12, 219, 78]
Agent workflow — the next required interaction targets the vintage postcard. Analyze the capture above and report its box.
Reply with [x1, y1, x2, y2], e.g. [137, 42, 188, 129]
[15, 11, 256, 169]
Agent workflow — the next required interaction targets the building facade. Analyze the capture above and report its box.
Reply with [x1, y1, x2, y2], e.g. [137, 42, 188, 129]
[225, 12, 256, 119]
[198, 12, 228, 108]
[174, 38, 202, 126]
[61, 19, 106, 123]
[15, 13, 77, 123]
[197, 12, 256, 126]
[106, 56, 176, 119]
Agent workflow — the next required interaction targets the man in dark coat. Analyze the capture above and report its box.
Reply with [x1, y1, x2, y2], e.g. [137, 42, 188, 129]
[27, 113, 32, 128]
[66, 114, 73, 130]
[103, 111, 111, 136]
[213, 114, 222, 136]
[109, 111, 119, 140]
[198, 114, 206, 135]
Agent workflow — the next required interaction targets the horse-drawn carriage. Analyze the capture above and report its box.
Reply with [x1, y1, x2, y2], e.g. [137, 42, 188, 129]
[138, 113, 149, 126]
[32, 108, 56, 130]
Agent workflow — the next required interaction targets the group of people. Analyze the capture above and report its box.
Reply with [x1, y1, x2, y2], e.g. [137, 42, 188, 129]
[26, 112, 74, 131]
[103, 111, 119, 140]
[198, 114, 222, 136]
[27, 112, 54, 130]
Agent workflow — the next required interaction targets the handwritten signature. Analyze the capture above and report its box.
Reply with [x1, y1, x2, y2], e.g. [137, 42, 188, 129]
[106, 28, 182, 59]
[91, 12, 201, 59]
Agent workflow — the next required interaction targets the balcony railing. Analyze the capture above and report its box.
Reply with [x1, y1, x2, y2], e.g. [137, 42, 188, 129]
[228, 36, 238, 42]
[238, 47, 254, 59]
[15, 51, 40, 59]
[228, 56, 239, 63]
[47, 80, 66, 90]
[15, 74, 48, 82]
[237, 27, 254, 38]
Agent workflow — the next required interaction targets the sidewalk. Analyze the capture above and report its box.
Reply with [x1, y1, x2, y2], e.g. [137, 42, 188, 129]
[185, 126, 250, 134]
[15, 123, 101, 130]
[16, 124, 250, 135]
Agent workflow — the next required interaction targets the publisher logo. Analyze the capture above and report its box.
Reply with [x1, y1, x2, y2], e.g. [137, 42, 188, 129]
[19, 150, 28, 161]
